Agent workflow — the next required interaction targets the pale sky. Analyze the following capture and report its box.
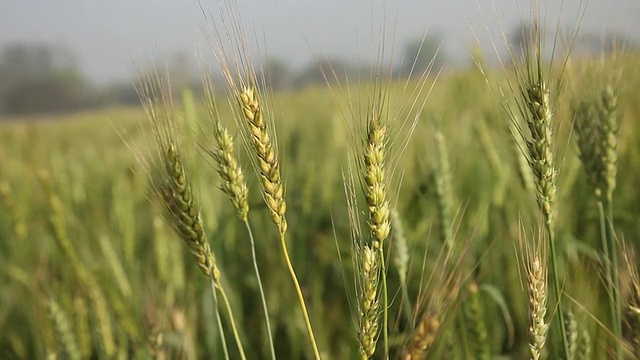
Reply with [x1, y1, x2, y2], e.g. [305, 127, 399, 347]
[0, 0, 637, 84]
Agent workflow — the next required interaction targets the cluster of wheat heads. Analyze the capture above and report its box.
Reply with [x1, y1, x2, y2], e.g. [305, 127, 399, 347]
[489, 6, 634, 359]
[43, 2, 633, 360]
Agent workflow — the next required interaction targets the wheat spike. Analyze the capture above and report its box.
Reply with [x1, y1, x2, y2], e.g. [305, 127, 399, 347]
[599, 85, 620, 202]
[239, 87, 287, 234]
[528, 254, 549, 360]
[363, 116, 391, 250]
[359, 245, 381, 359]
[158, 143, 219, 280]
[47, 299, 81, 360]
[401, 311, 441, 360]
[208, 123, 249, 222]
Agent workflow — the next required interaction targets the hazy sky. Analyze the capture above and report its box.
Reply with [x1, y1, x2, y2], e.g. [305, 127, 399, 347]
[1, 0, 638, 84]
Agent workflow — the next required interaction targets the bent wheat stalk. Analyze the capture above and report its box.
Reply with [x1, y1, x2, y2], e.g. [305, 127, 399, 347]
[136, 75, 246, 360]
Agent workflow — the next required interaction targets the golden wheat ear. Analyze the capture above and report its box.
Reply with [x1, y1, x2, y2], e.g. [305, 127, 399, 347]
[238, 87, 288, 234]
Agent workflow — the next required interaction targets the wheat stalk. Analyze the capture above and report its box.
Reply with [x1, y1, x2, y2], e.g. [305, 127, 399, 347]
[400, 232, 466, 360]
[508, 18, 569, 357]
[136, 74, 247, 360]
[237, 86, 319, 359]
[202, 74, 276, 359]
[361, 112, 391, 357]
[573, 82, 622, 356]
[89, 286, 116, 360]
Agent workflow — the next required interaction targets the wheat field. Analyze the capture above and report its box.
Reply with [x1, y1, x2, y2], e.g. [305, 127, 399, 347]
[1, 4, 640, 359]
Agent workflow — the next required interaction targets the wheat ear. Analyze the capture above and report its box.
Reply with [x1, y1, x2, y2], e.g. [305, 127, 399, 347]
[238, 87, 320, 359]
[511, 22, 569, 356]
[158, 142, 247, 360]
[359, 245, 382, 359]
[239, 87, 287, 233]
[599, 85, 620, 203]
[563, 310, 578, 360]
[573, 84, 622, 356]
[362, 113, 391, 357]
[47, 298, 81, 360]
[527, 254, 549, 360]
[465, 282, 491, 360]
[434, 131, 453, 248]
[401, 311, 441, 360]
[201, 75, 276, 357]
[136, 74, 246, 359]
[159, 143, 219, 278]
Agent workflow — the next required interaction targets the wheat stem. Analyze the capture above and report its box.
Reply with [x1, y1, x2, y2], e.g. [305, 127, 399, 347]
[239, 87, 319, 358]
[279, 233, 321, 359]
[208, 274, 230, 360]
[606, 199, 622, 359]
[244, 220, 276, 359]
[217, 284, 247, 360]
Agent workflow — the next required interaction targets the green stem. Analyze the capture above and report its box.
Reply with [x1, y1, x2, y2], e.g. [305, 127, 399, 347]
[597, 202, 617, 354]
[604, 200, 622, 360]
[208, 275, 229, 360]
[379, 249, 389, 359]
[401, 281, 412, 323]
[244, 220, 276, 360]
[546, 222, 570, 359]
[279, 233, 321, 359]
[218, 286, 247, 360]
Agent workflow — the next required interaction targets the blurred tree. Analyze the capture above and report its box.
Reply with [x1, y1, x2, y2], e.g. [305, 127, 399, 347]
[258, 58, 293, 91]
[573, 31, 640, 56]
[0, 42, 90, 115]
[294, 57, 356, 88]
[401, 34, 446, 78]
[508, 21, 639, 61]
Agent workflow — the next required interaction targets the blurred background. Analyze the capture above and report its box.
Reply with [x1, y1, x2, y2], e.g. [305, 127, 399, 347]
[0, 0, 638, 116]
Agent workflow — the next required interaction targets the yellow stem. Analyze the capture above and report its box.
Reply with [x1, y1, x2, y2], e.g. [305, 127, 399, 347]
[279, 233, 321, 359]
